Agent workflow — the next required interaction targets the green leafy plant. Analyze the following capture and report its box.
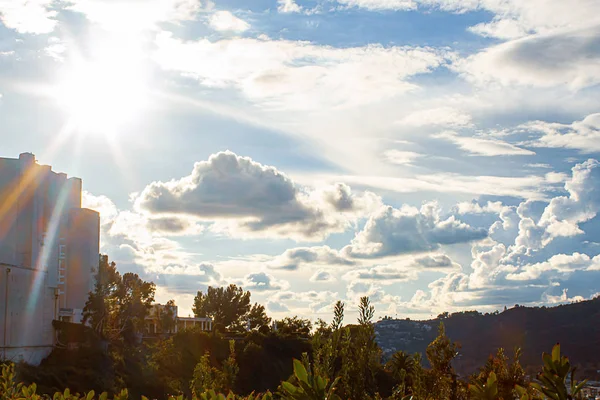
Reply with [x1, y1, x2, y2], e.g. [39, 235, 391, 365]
[278, 356, 341, 400]
[525, 344, 587, 400]
[469, 371, 498, 400]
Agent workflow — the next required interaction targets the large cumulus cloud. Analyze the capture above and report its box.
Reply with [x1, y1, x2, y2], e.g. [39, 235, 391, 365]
[342, 202, 488, 258]
[511, 159, 600, 254]
[135, 151, 375, 241]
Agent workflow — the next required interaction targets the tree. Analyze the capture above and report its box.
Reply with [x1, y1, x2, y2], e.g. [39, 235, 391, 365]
[387, 351, 415, 398]
[331, 301, 344, 330]
[339, 297, 380, 399]
[426, 322, 460, 399]
[473, 347, 527, 400]
[245, 303, 271, 331]
[193, 285, 251, 330]
[275, 317, 312, 336]
[158, 300, 177, 334]
[83, 255, 155, 343]
[386, 350, 415, 391]
[437, 312, 450, 319]
[357, 296, 375, 325]
[83, 255, 121, 335]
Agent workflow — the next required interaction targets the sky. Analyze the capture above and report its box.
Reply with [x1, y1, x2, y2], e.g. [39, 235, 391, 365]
[1, 0, 600, 322]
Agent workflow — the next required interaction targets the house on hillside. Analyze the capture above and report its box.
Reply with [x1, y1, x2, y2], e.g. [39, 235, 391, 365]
[144, 303, 212, 338]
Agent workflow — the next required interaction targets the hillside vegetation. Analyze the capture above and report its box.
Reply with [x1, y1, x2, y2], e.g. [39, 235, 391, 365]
[375, 297, 600, 378]
[2, 255, 599, 399]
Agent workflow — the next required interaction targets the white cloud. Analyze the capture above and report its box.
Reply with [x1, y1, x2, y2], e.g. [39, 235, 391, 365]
[507, 253, 600, 281]
[0, 0, 56, 34]
[434, 131, 535, 156]
[521, 113, 600, 153]
[342, 202, 487, 258]
[153, 33, 449, 110]
[542, 288, 585, 304]
[469, 242, 509, 288]
[383, 150, 423, 165]
[397, 107, 473, 128]
[455, 25, 600, 90]
[297, 171, 560, 200]
[415, 253, 462, 270]
[346, 281, 400, 307]
[238, 271, 289, 292]
[270, 290, 339, 313]
[539, 159, 600, 237]
[82, 191, 118, 228]
[420, 0, 600, 39]
[315, 182, 382, 214]
[135, 151, 376, 241]
[82, 191, 202, 271]
[66, 0, 205, 32]
[335, 0, 416, 11]
[343, 265, 418, 283]
[277, 0, 302, 13]
[340, 253, 460, 284]
[468, 18, 531, 39]
[508, 159, 600, 255]
[525, 163, 553, 169]
[268, 246, 354, 270]
[209, 11, 250, 32]
[310, 270, 336, 282]
[454, 201, 506, 215]
[267, 301, 290, 313]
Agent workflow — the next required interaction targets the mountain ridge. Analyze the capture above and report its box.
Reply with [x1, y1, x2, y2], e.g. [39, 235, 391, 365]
[374, 296, 600, 378]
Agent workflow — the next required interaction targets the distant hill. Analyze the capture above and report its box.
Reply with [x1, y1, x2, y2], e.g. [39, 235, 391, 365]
[374, 297, 600, 378]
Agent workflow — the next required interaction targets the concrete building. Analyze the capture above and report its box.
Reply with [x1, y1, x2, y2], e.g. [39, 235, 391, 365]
[0, 153, 100, 365]
[144, 303, 213, 338]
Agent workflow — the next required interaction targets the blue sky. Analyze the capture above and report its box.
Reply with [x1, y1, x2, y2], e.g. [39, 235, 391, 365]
[1, 0, 600, 321]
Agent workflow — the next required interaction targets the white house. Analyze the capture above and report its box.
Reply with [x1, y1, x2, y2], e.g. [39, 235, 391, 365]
[144, 303, 213, 337]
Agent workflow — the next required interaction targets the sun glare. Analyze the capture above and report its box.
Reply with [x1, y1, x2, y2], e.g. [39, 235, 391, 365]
[54, 38, 149, 136]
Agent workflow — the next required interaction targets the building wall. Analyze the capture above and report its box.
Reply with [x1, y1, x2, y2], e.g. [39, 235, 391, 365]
[0, 158, 20, 267]
[0, 153, 99, 364]
[64, 209, 100, 322]
[0, 264, 55, 364]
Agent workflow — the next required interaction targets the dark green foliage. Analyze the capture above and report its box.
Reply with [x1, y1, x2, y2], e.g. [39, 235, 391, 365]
[471, 347, 527, 400]
[358, 296, 375, 325]
[159, 300, 177, 334]
[469, 371, 498, 400]
[275, 317, 312, 337]
[236, 332, 311, 394]
[190, 341, 238, 396]
[386, 351, 415, 397]
[14, 347, 116, 396]
[331, 302, 344, 331]
[193, 285, 251, 330]
[9, 258, 600, 400]
[527, 344, 587, 400]
[83, 255, 155, 344]
[425, 323, 460, 399]
[246, 304, 271, 331]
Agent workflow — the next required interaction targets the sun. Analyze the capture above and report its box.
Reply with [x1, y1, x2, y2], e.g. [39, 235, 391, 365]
[54, 40, 149, 136]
